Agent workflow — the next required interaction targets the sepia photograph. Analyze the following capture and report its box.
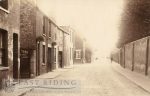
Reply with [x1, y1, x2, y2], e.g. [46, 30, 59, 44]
[0, 0, 150, 96]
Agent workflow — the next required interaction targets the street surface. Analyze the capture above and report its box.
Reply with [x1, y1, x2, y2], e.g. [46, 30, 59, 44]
[24, 59, 150, 96]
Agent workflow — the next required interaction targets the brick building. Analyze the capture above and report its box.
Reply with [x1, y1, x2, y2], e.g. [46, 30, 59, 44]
[20, 0, 36, 78]
[60, 26, 74, 68]
[0, 0, 20, 89]
[20, 0, 71, 78]
[0, 2, 74, 91]
[73, 32, 93, 64]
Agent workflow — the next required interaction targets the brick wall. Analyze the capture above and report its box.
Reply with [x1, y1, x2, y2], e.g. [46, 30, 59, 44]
[20, 0, 36, 49]
[125, 43, 134, 70]
[112, 36, 150, 76]
[134, 38, 147, 74]
[0, 0, 20, 87]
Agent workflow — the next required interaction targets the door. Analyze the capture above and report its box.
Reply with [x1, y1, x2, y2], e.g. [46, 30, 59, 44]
[20, 49, 30, 78]
[13, 33, 19, 79]
[58, 51, 63, 68]
[36, 42, 40, 76]
[47, 48, 51, 71]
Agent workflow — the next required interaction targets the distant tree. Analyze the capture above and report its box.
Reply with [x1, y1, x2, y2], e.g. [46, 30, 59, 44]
[118, 0, 150, 48]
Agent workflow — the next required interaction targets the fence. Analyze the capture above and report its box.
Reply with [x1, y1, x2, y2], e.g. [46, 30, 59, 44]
[112, 36, 150, 76]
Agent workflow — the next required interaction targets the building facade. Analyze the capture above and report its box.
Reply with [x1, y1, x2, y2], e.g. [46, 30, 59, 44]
[74, 32, 86, 64]
[60, 26, 74, 68]
[20, 0, 36, 78]
[20, 0, 72, 78]
[73, 32, 93, 64]
[0, 1, 75, 90]
[0, 0, 20, 89]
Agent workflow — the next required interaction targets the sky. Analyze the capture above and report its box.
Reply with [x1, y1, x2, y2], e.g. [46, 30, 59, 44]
[37, 0, 125, 56]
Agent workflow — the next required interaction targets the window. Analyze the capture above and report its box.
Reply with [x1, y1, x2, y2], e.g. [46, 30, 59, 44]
[43, 17, 46, 35]
[70, 48, 71, 60]
[49, 22, 51, 37]
[54, 48, 56, 62]
[42, 45, 45, 63]
[0, 0, 8, 10]
[55, 33, 57, 40]
[0, 32, 3, 66]
[70, 48, 73, 60]
[54, 27, 57, 40]
[75, 50, 81, 59]
[70, 32, 72, 42]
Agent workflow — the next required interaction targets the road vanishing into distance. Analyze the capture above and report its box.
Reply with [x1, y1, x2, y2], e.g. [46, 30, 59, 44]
[24, 59, 150, 96]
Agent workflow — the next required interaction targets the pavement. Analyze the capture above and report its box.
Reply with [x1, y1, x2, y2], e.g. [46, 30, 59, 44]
[0, 68, 72, 96]
[111, 61, 150, 93]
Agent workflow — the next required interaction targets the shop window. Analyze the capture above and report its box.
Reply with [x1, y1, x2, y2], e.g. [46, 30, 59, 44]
[0, 0, 8, 10]
[75, 50, 81, 59]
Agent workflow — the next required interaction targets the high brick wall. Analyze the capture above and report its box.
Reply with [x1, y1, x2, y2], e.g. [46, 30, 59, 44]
[125, 43, 133, 70]
[134, 38, 147, 74]
[120, 47, 125, 68]
[112, 37, 149, 76]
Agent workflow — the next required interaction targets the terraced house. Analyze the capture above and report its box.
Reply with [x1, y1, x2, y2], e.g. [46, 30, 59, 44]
[0, 0, 74, 90]
[20, 0, 73, 78]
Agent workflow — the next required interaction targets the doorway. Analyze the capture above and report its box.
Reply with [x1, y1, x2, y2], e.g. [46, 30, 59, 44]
[13, 33, 19, 79]
[47, 48, 52, 71]
[20, 49, 30, 78]
[58, 51, 63, 68]
[36, 42, 40, 76]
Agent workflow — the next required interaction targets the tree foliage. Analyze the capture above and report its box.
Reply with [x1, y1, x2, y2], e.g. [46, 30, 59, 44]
[118, 0, 150, 47]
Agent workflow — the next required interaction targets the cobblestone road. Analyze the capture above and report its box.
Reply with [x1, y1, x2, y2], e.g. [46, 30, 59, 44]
[24, 59, 150, 96]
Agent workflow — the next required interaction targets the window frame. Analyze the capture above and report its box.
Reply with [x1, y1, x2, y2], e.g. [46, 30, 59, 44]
[0, 31, 5, 66]
[49, 21, 51, 38]
[0, 0, 8, 10]
[42, 17, 46, 35]
[75, 49, 81, 59]
[54, 48, 56, 62]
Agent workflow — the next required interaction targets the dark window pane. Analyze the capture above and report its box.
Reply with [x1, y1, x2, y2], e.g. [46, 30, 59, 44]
[0, 0, 8, 9]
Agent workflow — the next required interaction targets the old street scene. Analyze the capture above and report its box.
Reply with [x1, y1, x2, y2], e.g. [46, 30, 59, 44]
[0, 0, 150, 96]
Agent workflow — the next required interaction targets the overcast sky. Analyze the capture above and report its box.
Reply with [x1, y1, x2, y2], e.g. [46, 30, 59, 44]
[37, 0, 125, 56]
